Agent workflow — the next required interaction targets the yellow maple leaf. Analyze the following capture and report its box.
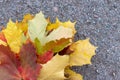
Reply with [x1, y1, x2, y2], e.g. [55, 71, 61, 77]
[38, 54, 69, 80]
[47, 18, 76, 34]
[65, 66, 83, 80]
[16, 14, 33, 32]
[69, 38, 97, 66]
[3, 20, 22, 53]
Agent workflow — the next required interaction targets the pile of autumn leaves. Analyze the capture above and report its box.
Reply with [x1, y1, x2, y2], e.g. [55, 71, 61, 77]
[0, 12, 97, 80]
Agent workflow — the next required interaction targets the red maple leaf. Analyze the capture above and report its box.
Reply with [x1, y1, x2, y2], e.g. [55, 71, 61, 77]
[19, 42, 42, 80]
[0, 42, 42, 80]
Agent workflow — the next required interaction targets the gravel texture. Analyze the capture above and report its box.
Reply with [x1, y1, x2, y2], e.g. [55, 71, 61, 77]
[0, 0, 120, 80]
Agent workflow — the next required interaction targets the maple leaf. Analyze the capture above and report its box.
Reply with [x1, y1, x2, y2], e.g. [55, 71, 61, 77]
[28, 12, 74, 54]
[28, 12, 73, 45]
[69, 38, 97, 66]
[65, 66, 83, 80]
[3, 20, 22, 53]
[38, 54, 69, 80]
[0, 42, 41, 80]
[19, 41, 42, 80]
[16, 14, 34, 33]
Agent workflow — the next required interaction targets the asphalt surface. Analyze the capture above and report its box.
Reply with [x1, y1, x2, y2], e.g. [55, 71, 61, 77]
[0, 0, 120, 80]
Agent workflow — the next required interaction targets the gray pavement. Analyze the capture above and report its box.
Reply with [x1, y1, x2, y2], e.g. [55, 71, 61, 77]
[0, 0, 120, 80]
